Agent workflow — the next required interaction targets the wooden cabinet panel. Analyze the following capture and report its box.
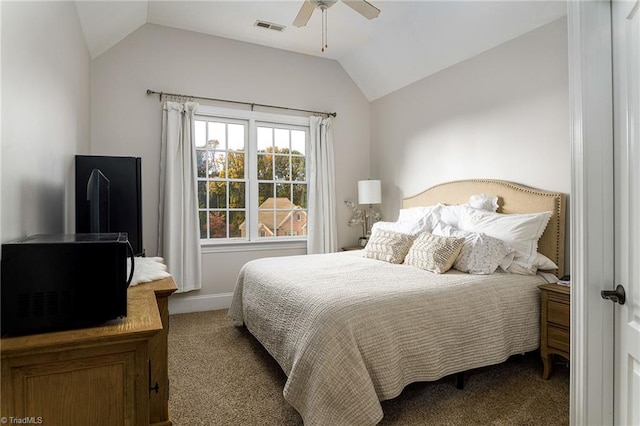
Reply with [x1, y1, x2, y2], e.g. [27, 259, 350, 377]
[548, 326, 570, 353]
[11, 348, 140, 426]
[548, 301, 570, 327]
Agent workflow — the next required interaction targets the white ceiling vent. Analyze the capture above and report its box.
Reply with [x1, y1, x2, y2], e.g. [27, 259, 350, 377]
[254, 20, 286, 32]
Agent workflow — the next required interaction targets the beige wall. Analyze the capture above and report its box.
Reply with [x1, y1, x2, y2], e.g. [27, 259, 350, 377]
[371, 18, 570, 221]
[90, 24, 371, 309]
[1, 1, 91, 242]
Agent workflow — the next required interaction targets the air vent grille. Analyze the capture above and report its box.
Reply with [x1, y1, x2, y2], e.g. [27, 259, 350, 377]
[254, 20, 286, 32]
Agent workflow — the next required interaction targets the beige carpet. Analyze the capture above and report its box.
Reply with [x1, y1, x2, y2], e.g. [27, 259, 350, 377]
[168, 309, 569, 425]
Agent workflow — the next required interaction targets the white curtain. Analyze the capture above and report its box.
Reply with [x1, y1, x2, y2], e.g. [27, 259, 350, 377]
[307, 116, 337, 254]
[158, 101, 202, 293]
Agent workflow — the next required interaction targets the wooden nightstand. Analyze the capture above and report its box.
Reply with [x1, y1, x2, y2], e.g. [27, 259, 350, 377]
[539, 283, 570, 379]
[341, 246, 363, 251]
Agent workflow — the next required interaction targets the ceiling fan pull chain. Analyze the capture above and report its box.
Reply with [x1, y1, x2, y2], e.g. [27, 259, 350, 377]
[324, 6, 328, 50]
[321, 6, 326, 52]
[292, 0, 380, 51]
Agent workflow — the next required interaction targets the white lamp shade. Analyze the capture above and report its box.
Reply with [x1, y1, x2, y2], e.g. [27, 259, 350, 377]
[358, 180, 381, 204]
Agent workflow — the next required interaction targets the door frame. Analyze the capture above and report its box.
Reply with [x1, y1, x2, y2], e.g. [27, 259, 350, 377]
[567, 0, 615, 424]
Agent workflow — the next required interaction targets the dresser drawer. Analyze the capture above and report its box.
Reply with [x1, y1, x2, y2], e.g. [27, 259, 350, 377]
[548, 300, 570, 327]
[548, 325, 570, 353]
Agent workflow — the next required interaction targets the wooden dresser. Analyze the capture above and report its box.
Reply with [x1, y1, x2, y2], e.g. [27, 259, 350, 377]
[1, 277, 177, 426]
[539, 283, 570, 379]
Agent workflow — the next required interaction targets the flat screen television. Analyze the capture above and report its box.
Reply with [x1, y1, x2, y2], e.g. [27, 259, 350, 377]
[76, 155, 144, 256]
[87, 169, 110, 233]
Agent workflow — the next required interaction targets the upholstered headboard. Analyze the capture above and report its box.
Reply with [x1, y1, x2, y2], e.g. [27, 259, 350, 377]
[403, 179, 567, 277]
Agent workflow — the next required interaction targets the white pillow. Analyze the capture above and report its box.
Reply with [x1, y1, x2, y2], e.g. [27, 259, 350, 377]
[458, 208, 552, 268]
[371, 219, 430, 236]
[397, 205, 439, 223]
[437, 204, 467, 228]
[384, 205, 440, 235]
[435, 200, 499, 228]
[504, 252, 559, 275]
[469, 194, 499, 212]
[534, 252, 558, 270]
[432, 221, 515, 275]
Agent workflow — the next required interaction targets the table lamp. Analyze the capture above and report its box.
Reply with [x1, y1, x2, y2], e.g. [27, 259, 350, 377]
[358, 179, 381, 240]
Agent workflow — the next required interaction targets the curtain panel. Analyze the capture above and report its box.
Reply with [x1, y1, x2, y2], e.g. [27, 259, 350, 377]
[158, 101, 202, 292]
[307, 116, 337, 254]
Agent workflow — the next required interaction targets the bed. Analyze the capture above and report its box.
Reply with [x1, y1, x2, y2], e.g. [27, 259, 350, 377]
[228, 179, 566, 425]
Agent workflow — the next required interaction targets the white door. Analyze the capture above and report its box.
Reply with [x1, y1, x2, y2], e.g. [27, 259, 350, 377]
[612, 0, 640, 424]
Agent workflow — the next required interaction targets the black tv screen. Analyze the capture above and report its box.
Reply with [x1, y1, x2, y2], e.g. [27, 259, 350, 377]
[87, 169, 110, 233]
[76, 155, 143, 256]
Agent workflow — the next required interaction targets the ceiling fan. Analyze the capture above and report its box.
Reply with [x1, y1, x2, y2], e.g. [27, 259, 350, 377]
[293, 0, 380, 27]
[293, 0, 380, 51]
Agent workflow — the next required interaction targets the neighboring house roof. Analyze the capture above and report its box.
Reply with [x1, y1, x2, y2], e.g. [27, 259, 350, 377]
[239, 197, 307, 235]
[259, 197, 298, 230]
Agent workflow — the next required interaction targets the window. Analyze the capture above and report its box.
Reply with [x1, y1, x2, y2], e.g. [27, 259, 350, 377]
[195, 107, 309, 244]
[256, 124, 308, 239]
[195, 118, 247, 239]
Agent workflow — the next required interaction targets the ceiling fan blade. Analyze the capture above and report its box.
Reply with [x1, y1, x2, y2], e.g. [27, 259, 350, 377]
[342, 0, 380, 20]
[293, 1, 315, 27]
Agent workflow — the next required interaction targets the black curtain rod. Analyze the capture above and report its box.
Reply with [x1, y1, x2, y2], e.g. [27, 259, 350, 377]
[146, 89, 337, 118]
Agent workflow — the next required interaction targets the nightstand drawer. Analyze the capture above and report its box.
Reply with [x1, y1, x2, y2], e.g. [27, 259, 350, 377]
[548, 325, 570, 353]
[539, 283, 570, 379]
[548, 301, 570, 327]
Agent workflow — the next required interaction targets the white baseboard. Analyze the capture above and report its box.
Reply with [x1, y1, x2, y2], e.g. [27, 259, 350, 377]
[168, 292, 233, 314]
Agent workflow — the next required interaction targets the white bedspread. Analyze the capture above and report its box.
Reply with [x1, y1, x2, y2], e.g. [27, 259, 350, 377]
[228, 251, 544, 425]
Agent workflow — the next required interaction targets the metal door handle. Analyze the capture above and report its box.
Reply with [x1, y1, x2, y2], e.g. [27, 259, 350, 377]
[601, 285, 626, 305]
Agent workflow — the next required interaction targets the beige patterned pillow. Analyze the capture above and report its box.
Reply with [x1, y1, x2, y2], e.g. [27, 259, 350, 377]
[404, 233, 465, 274]
[362, 229, 415, 264]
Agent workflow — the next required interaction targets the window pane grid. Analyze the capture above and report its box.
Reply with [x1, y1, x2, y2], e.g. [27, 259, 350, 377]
[196, 117, 247, 240]
[255, 124, 307, 239]
[197, 116, 308, 242]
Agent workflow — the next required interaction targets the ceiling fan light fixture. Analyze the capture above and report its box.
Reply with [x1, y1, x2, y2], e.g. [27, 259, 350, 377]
[293, 0, 380, 52]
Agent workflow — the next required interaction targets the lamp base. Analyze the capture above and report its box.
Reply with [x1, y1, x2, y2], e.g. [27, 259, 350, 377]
[359, 237, 368, 247]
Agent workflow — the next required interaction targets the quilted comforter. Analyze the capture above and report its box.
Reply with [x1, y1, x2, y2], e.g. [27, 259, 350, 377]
[228, 251, 544, 425]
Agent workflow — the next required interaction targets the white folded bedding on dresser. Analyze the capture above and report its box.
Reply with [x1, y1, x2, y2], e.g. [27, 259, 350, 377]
[228, 251, 544, 426]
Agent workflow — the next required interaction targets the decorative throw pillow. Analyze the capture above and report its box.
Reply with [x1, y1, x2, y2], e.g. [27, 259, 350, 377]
[404, 233, 465, 274]
[362, 229, 415, 264]
[457, 208, 552, 267]
[469, 194, 499, 212]
[432, 221, 515, 275]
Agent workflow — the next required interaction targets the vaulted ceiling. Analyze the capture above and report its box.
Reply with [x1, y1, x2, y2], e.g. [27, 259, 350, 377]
[75, 1, 567, 101]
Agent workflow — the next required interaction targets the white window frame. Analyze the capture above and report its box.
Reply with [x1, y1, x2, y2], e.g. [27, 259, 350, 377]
[196, 105, 309, 252]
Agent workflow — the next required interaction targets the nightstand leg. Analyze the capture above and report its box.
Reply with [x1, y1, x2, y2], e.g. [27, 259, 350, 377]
[542, 354, 552, 380]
